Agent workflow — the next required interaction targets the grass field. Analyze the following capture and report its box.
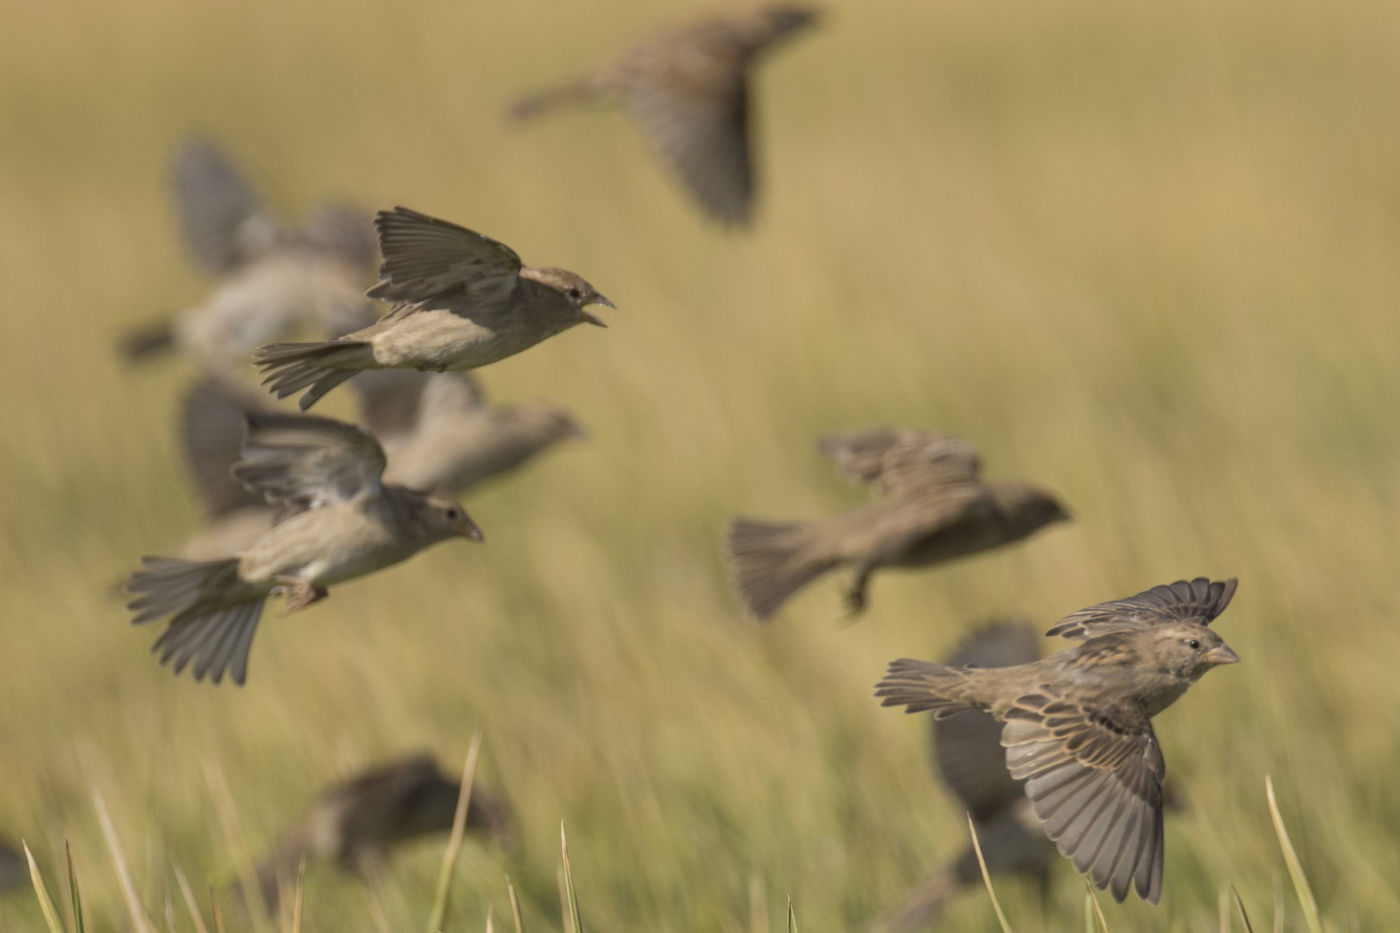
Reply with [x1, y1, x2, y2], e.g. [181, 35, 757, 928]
[2, 0, 1399, 928]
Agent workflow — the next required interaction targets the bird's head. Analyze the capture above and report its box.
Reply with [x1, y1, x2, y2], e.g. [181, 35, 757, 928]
[418, 492, 485, 543]
[1147, 621, 1240, 682]
[529, 267, 614, 327]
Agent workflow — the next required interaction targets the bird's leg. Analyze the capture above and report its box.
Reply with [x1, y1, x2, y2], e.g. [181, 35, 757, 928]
[272, 576, 328, 613]
[843, 567, 872, 618]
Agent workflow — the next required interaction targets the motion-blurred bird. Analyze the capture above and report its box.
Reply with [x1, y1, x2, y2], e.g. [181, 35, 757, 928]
[120, 136, 377, 371]
[874, 621, 1052, 932]
[250, 753, 513, 913]
[508, 4, 819, 226]
[174, 375, 582, 558]
[876, 578, 1240, 904]
[126, 410, 483, 685]
[254, 207, 613, 410]
[726, 428, 1070, 620]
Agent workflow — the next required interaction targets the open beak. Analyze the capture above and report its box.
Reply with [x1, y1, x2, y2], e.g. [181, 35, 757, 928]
[1205, 644, 1240, 665]
[581, 294, 614, 327]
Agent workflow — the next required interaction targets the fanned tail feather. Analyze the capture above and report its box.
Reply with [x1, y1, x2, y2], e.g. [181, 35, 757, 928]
[253, 340, 371, 410]
[725, 517, 838, 621]
[126, 556, 266, 685]
[875, 659, 986, 717]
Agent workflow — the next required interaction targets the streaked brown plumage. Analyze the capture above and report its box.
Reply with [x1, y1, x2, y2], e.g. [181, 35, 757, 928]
[126, 410, 483, 685]
[254, 207, 612, 410]
[508, 4, 819, 225]
[876, 578, 1240, 904]
[120, 136, 377, 370]
[250, 753, 513, 913]
[172, 374, 581, 559]
[725, 428, 1070, 620]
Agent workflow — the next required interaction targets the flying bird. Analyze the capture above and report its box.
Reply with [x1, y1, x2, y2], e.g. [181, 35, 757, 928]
[250, 753, 513, 912]
[876, 578, 1240, 904]
[255, 207, 612, 410]
[508, 4, 820, 225]
[726, 428, 1069, 620]
[126, 410, 483, 685]
[120, 136, 377, 371]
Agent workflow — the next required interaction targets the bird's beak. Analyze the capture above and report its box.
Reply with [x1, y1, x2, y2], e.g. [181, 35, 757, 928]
[461, 519, 485, 543]
[581, 310, 608, 328]
[1205, 644, 1240, 665]
[581, 294, 613, 328]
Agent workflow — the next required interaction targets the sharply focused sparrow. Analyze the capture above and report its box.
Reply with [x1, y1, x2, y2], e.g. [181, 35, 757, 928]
[120, 136, 377, 371]
[508, 4, 819, 225]
[250, 753, 513, 912]
[876, 578, 1240, 904]
[726, 428, 1069, 620]
[126, 410, 483, 685]
[254, 207, 613, 410]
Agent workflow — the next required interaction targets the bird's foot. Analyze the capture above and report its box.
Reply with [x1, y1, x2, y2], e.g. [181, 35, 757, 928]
[272, 576, 328, 613]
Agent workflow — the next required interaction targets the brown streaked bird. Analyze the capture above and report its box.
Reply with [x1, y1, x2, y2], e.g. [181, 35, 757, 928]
[126, 410, 483, 685]
[725, 428, 1070, 620]
[876, 578, 1240, 904]
[120, 136, 377, 371]
[172, 374, 583, 558]
[508, 4, 820, 226]
[250, 753, 514, 913]
[254, 207, 613, 410]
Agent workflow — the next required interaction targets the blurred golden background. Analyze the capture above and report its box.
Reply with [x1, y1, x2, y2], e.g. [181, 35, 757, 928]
[2, 0, 1398, 928]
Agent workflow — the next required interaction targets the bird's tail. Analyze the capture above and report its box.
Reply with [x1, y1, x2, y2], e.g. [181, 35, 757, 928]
[119, 318, 176, 362]
[126, 556, 266, 685]
[253, 340, 372, 410]
[874, 659, 991, 716]
[725, 517, 840, 621]
[506, 79, 600, 122]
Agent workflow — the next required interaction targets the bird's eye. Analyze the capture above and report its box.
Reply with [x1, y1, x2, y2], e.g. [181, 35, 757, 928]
[445, 508, 460, 520]
[1187, 638, 1201, 650]
[567, 287, 582, 300]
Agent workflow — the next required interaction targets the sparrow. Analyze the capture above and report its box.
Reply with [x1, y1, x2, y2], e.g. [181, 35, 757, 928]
[875, 578, 1241, 904]
[172, 373, 582, 558]
[726, 428, 1069, 620]
[874, 621, 1052, 932]
[508, 4, 819, 226]
[120, 136, 377, 371]
[254, 206, 613, 410]
[126, 410, 483, 685]
[250, 753, 513, 913]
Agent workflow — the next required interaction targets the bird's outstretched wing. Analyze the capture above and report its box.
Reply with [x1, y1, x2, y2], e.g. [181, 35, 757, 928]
[817, 427, 982, 499]
[1046, 578, 1238, 640]
[366, 207, 522, 306]
[232, 411, 387, 513]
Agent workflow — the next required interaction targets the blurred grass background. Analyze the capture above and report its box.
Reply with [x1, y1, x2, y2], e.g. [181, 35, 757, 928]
[2, 0, 1399, 928]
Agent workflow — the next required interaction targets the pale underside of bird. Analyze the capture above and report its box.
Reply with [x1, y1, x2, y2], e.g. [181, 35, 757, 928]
[120, 135, 378, 371]
[126, 409, 482, 685]
[876, 578, 1240, 904]
[508, 4, 820, 226]
[172, 373, 582, 558]
[249, 753, 513, 914]
[725, 427, 1070, 620]
[253, 206, 613, 411]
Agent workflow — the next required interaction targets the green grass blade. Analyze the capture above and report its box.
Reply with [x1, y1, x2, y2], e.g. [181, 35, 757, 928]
[23, 842, 66, 933]
[967, 814, 1014, 933]
[289, 857, 305, 933]
[506, 876, 525, 933]
[170, 863, 211, 933]
[1085, 884, 1109, 932]
[428, 733, 483, 933]
[64, 840, 84, 933]
[560, 822, 583, 933]
[93, 790, 155, 933]
[786, 895, 797, 933]
[1231, 883, 1256, 933]
[1264, 775, 1323, 933]
[209, 883, 227, 933]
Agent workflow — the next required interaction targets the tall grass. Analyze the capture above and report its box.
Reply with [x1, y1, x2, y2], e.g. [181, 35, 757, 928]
[2, 0, 1400, 929]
